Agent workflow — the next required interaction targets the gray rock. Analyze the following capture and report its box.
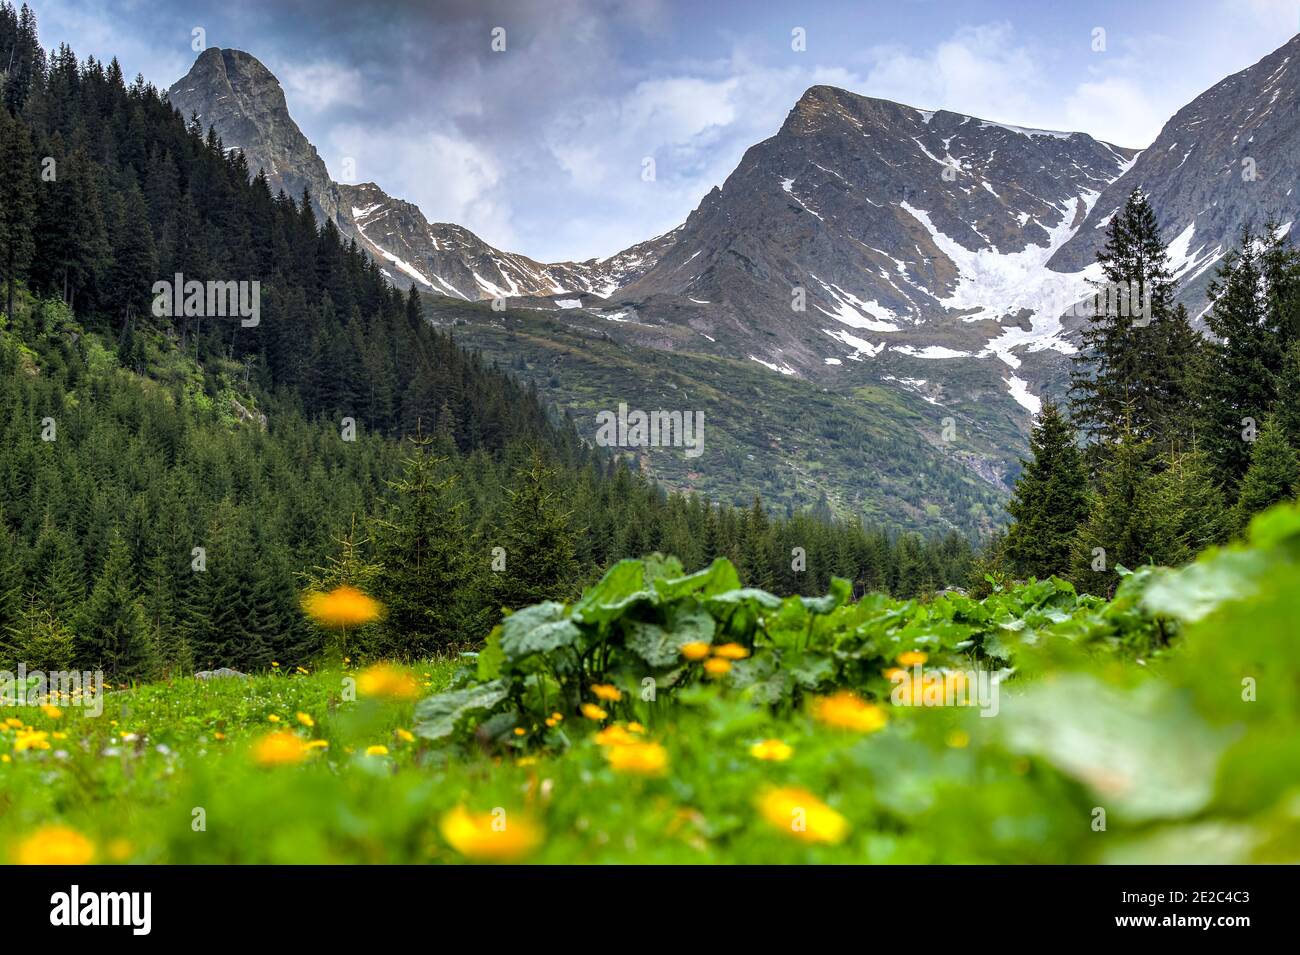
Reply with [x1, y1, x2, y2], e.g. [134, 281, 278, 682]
[194, 668, 249, 680]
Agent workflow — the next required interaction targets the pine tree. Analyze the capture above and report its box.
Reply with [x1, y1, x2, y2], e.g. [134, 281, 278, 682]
[1146, 449, 1230, 563]
[1071, 429, 1160, 595]
[488, 448, 580, 611]
[372, 434, 482, 654]
[0, 105, 36, 324]
[1275, 340, 1300, 449]
[13, 602, 75, 671]
[1004, 400, 1089, 579]
[1070, 190, 1182, 450]
[76, 531, 154, 679]
[1234, 414, 1299, 532]
[740, 495, 777, 589]
[0, 506, 23, 648]
[1200, 225, 1280, 483]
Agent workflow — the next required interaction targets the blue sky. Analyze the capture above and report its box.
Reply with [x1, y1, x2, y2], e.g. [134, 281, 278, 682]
[34, 0, 1300, 261]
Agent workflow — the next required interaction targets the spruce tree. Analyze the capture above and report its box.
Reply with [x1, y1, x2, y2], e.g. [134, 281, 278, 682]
[488, 448, 580, 611]
[0, 105, 35, 325]
[1004, 399, 1089, 579]
[1234, 414, 1299, 532]
[1200, 225, 1279, 483]
[76, 531, 154, 679]
[1070, 190, 1184, 450]
[371, 434, 481, 654]
[1071, 429, 1160, 595]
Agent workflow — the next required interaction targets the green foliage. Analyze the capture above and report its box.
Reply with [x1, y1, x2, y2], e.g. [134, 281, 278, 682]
[1233, 414, 1299, 531]
[371, 436, 481, 655]
[75, 532, 153, 679]
[1003, 399, 1088, 579]
[1069, 190, 1200, 454]
[487, 449, 581, 611]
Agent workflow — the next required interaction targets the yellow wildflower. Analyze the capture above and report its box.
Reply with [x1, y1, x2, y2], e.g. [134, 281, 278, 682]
[593, 725, 634, 746]
[296, 712, 314, 727]
[897, 650, 928, 667]
[757, 786, 849, 844]
[703, 657, 732, 678]
[591, 683, 623, 702]
[302, 584, 383, 629]
[396, 728, 415, 743]
[40, 704, 62, 719]
[712, 642, 749, 660]
[604, 740, 668, 776]
[14, 729, 50, 752]
[750, 738, 794, 761]
[365, 745, 389, 756]
[811, 691, 888, 733]
[356, 663, 421, 700]
[267, 714, 281, 723]
[252, 731, 308, 767]
[679, 641, 710, 661]
[580, 703, 608, 721]
[14, 826, 95, 865]
[440, 806, 542, 862]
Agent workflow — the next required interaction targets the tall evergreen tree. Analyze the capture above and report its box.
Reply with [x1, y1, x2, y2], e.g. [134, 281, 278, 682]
[76, 531, 154, 679]
[371, 434, 481, 655]
[1004, 400, 1089, 579]
[488, 449, 580, 611]
[1234, 414, 1299, 532]
[0, 105, 35, 324]
[1200, 225, 1280, 483]
[1070, 190, 1189, 452]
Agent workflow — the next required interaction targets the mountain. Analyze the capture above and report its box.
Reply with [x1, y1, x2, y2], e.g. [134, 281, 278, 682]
[337, 180, 679, 299]
[167, 49, 678, 301]
[1050, 33, 1300, 318]
[168, 48, 345, 227]
[163, 35, 1300, 530]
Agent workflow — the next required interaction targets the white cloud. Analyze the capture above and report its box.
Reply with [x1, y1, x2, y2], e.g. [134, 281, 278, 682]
[1064, 77, 1166, 149]
[276, 60, 365, 114]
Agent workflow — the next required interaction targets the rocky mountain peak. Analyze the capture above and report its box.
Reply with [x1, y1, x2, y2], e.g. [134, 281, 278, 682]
[169, 48, 343, 228]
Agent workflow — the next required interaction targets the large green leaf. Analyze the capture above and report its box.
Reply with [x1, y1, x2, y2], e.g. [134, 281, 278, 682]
[498, 602, 581, 660]
[572, 559, 654, 626]
[413, 680, 510, 741]
[1000, 675, 1233, 822]
[653, 558, 742, 602]
[625, 605, 715, 668]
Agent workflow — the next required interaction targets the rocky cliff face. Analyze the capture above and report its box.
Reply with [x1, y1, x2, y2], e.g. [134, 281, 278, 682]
[168, 48, 344, 228]
[1049, 33, 1300, 320]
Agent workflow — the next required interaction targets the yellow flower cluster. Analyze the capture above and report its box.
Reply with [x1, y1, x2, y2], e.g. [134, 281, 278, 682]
[680, 641, 749, 677]
[14, 825, 96, 865]
[811, 691, 888, 733]
[757, 787, 849, 844]
[356, 664, 421, 700]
